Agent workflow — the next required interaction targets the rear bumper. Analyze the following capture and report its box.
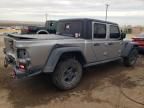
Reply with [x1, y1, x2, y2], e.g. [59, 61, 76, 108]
[13, 67, 41, 79]
[4, 54, 42, 79]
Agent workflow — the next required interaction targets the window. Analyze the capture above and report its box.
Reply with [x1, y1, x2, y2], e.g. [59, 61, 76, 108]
[110, 25, 120, 39]
[57, 21, 82, 37]
[93, 23, 106, 39]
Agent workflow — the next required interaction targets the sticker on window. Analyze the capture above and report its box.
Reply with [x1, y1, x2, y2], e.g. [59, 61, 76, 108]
[65, 24, 70, 30]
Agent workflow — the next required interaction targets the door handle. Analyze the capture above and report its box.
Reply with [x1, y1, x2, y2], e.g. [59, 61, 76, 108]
[94, 43, 100, 46]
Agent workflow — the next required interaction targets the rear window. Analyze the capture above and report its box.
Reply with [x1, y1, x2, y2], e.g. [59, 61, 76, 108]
[57, 21, 82, 37]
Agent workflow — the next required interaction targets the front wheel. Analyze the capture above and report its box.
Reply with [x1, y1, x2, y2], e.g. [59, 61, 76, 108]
[123, 48, 138, 67]
[52, 58, 82, 90]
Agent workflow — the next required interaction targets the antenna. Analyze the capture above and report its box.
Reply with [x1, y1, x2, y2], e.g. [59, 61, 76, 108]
[105, 4, 109, 21]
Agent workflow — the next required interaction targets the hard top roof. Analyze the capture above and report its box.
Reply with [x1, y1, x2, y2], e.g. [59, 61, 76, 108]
[59, 18, 118, 25]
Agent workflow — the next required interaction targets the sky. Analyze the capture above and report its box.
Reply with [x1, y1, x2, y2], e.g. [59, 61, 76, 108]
[0, 0, 144, 26]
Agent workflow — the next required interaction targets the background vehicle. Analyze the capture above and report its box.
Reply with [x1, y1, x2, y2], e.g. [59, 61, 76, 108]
[132, 33, 144, 52]
[21, 20, 57, 34]
[3, 18, 138, 90]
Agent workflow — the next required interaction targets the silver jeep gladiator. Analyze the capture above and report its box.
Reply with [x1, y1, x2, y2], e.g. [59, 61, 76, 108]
[3, 18, 138, 90]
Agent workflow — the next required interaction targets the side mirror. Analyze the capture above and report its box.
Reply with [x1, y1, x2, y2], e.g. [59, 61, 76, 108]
[121, 32, 126, 40]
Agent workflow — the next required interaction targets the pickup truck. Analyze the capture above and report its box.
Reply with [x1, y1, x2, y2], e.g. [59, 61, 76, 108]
[21, 20, 57, 34]
[3, 18, 138, 90]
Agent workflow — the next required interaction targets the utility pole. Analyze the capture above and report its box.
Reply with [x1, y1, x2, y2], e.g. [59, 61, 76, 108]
[45, 12, 48, 21]
[105, 4, 109, 21]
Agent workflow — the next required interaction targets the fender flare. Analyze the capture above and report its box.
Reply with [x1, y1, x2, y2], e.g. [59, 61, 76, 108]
[36, 30, 49, 34]
[121, 42, 138, 57]
[43, 47, 85, 73]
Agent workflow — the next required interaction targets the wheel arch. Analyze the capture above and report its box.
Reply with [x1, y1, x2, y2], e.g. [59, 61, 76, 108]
[121, 42, 138, 57]
[59, 51, 86, 65]
[43, 47, 86, 73]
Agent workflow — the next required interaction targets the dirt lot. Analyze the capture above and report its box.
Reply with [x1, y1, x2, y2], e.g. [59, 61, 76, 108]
[0, 35, 144, 108]
[0, 29, 20, 35]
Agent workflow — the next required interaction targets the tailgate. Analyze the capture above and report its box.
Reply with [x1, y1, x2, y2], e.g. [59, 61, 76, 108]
[6, 33, 36, 39]
[4, 34, 17, 59]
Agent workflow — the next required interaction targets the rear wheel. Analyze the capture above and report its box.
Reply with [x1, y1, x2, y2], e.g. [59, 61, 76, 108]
[123, 48, 138, 67]
[52, 58, 82, 90]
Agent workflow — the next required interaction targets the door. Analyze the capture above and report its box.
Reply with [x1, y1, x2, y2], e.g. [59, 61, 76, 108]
[107, 25, 123, 59]
[92, 22, 109, 62]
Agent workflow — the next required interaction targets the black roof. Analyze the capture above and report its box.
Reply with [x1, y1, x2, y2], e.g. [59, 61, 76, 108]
[59, 18, 118, 25]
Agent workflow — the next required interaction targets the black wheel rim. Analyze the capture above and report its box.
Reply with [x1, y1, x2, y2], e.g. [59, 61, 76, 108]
[64, 66, 77, 83]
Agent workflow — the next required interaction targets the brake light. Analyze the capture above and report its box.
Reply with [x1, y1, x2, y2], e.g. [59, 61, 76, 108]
[19, 64, 25, 70]
[18, 63, 26, 72]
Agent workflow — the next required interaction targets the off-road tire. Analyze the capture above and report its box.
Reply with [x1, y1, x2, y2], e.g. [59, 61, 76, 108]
[123, 48, 138, 67]
[52, 58, 82, 90]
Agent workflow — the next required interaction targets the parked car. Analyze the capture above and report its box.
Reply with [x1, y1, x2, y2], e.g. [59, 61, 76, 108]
[132, 33, 144, 52]
[3, 18, 138, 90]
[21, 20, 57, 34]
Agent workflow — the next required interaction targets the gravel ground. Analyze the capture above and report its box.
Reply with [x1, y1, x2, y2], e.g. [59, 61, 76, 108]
[0, 35, 144, 108]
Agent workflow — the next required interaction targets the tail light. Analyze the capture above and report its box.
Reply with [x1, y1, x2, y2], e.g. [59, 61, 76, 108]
[17, 49, 29, 59]
[18, 63, 26, 72]
[19, 64, 25, 69]
[17, 49, 30, 72]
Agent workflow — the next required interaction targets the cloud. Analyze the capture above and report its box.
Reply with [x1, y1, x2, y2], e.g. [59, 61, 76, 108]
[48, 11, 144, 17]
[0, 0, 144, 25]
[52, 0, 72, 5]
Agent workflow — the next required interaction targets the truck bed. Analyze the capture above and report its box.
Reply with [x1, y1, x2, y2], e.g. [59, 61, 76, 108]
[6, 34, 74, 40]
